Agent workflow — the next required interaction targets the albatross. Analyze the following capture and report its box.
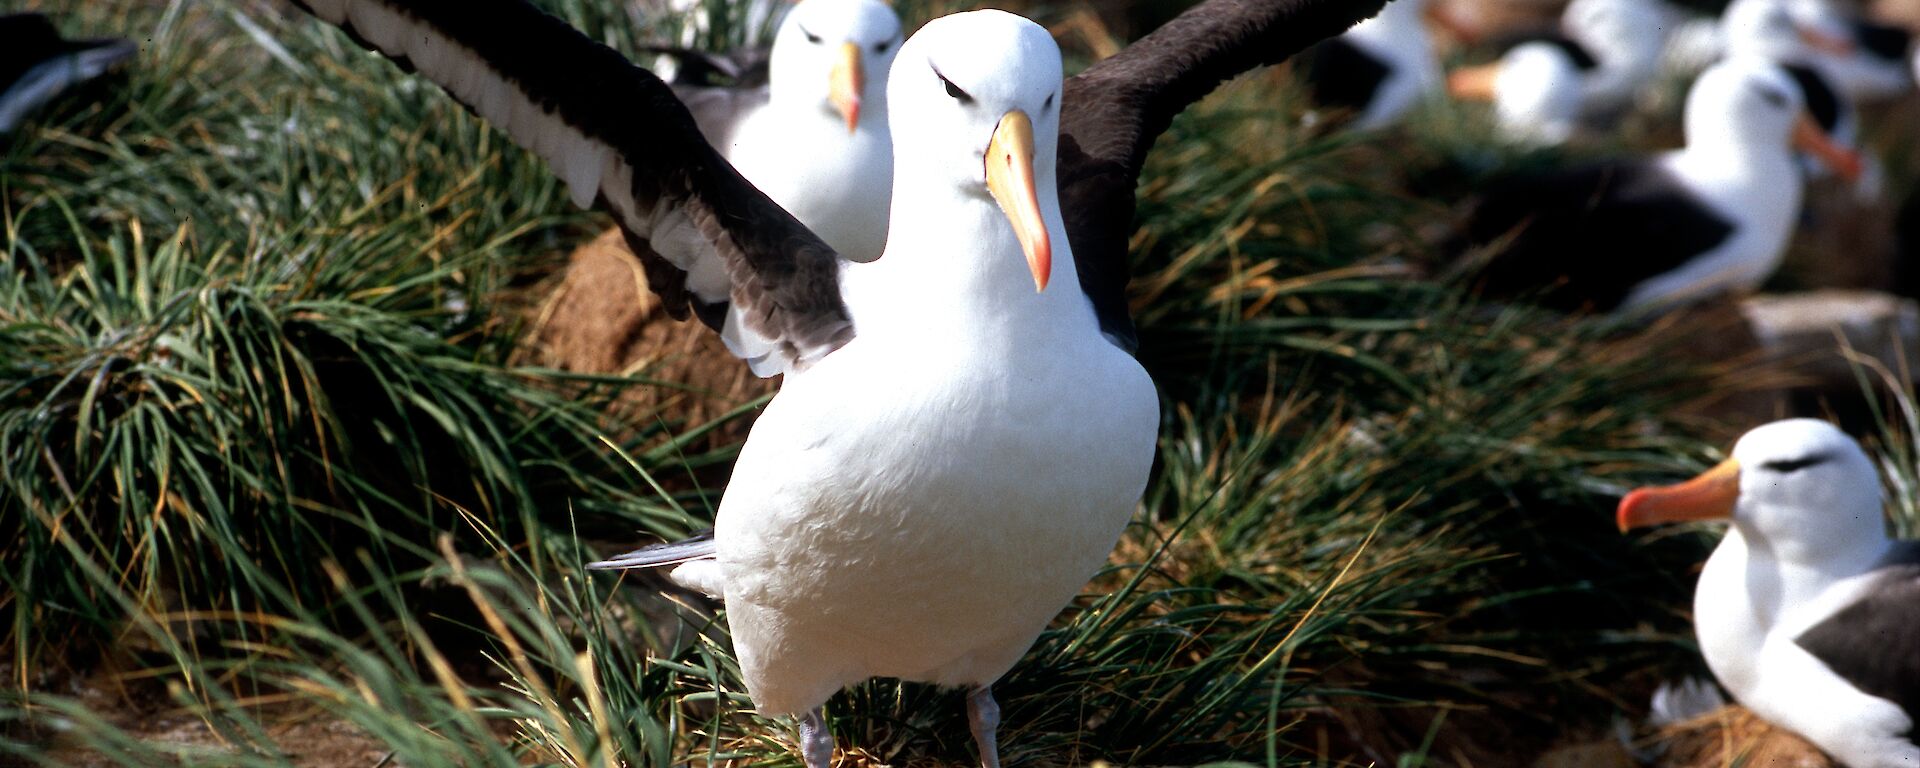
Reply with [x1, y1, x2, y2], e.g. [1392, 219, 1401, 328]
[1455, 55, 1860, 314]
[1619, 419, 1920, 768]
[1300, 0, 1444, 131]
[288, 0, 1392, 763]
[665, 0, 902, 264]
[592, 13, 1159, 768]
[1446, 0, 1674, 145]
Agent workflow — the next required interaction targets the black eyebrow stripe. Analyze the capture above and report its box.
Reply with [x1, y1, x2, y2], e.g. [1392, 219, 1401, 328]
[930, 63, 973, 102]
[1760, 454, 1829, 472]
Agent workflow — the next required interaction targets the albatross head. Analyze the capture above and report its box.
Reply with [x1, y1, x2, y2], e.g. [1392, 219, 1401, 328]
[1686, 56, 1861, 180]
[769, 0, 902, 133]
[1618, 419, 1887, 563]
[886, 10, 1061, 292]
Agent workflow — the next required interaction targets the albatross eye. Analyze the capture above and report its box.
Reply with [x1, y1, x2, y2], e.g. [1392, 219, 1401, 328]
[1761, 455, 1827, 472]
[934, 69, 973, 103]
[798, 24, 822, 44]
[873, 39, 893, 54]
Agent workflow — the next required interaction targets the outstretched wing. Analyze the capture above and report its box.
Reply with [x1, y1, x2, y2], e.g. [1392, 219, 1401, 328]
[1056, 0, 1392, 353]
[292, 0, 851, 376]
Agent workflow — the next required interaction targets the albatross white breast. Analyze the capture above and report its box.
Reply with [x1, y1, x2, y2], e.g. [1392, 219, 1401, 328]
[1620, 419, 1920, 768]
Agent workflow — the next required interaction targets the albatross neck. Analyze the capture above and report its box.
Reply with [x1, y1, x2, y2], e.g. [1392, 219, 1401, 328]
[851, 169, 1094, 344]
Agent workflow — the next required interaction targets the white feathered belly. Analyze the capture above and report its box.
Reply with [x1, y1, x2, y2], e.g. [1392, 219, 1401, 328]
[710, 337, 1157, 714]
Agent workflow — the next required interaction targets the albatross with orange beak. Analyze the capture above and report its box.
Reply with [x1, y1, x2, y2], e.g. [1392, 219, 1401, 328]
[672, 0, 901, 263]
[593, 11, 1159, 768]
[1456, 55, 1862, 314]
[1620, 419, 1920, 768]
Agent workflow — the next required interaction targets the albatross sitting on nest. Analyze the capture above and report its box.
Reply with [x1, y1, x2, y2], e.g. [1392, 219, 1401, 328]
[1620, 419, 1920, 768]
[1455, 56, 1860, 315]
[289, 0, 1391, 764]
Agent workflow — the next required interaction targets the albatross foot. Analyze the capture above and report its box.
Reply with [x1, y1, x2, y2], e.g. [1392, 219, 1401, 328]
[967, 685, 1002, 768]
[799, 708, 834, 768]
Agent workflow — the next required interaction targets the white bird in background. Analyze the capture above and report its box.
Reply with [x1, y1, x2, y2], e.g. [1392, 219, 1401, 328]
[1720, 0, 1914, 103]
[1619, 419, 1920, 768]
[1301, 0, 1442, 130]
[1447, 0, 1676, 145]
[598, 12, 1159, 768]
[669, 0, 902, 265]
[1457, 56, 1859, 314]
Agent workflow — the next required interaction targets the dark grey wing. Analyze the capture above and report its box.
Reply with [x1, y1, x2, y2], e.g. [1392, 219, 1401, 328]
[0, 13, 137, 135]
[1851, 19, 1912, 64]
[1057, 0, 1392, 353]
[1461, 160, 1736, 312]
[641, 44, 772, 88]
[672, 83, 769, 151]
[1299, 37, 1391, 116]
[587, 529, 717, 570]
[292, 0, 851, 377]
[1795, 558, 1920, 733]
[1781, 63, 1844, 133]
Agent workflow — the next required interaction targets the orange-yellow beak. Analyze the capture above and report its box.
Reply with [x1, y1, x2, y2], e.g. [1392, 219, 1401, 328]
[1617, 458, 1741, 533]
[1448, 63, 1502, 101]
[985, 110, 1051, 292]
[1792, 113, 1862, 183]
[1797, 26, 1857, 56]
[829, 42, 862, 134]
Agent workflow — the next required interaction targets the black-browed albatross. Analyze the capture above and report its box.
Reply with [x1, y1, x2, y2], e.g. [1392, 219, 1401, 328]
[1456, 55, 1860, 315]
[1448, 0, 1674, 146]
[663, 0, 902, 267]
[1619, 419, 1920, 768]
[287, 0, 1391, 765]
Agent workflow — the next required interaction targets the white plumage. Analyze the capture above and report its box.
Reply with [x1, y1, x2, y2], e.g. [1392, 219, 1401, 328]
[1624, 56, 1848, 310]
[1621, 420, 1920, 768]
[694, 0, 900, 265]
[1337, 0, 1441, 130]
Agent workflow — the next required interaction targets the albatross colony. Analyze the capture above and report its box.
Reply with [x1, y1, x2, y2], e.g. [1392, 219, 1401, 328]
[290, 0, 1387, 765]
[1619, 419, 1920, 768]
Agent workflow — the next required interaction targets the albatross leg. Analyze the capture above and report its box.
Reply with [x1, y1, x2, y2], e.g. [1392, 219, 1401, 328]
[799, 708, 834, 768]
[966, 685, 1002, 768]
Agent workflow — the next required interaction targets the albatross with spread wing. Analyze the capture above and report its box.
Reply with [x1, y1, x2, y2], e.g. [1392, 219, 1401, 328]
[287, 0, 1388, 765]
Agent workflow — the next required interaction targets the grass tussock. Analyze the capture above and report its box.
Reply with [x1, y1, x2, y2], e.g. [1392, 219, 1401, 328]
[0, 1, 1740, 766]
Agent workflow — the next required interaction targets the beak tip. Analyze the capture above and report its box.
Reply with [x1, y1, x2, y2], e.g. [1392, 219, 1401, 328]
[1615, 492, 1642, 534]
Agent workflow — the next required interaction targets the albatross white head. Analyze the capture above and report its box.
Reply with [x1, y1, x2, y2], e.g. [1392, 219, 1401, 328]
[881, 10, 1061, 295]
[1618, 419, 1886, 566]
[1680, 56, 1861, 181]
[769, 0, 902, 133]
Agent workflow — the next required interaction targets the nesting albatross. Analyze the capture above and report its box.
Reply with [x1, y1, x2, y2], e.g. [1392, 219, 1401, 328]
[1619, 419, 1920, 768]
[1456, 56, 1859, 314]
[288, 0, 1392, 764]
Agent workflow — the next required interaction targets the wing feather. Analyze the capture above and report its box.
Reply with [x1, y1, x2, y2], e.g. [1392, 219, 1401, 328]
[291, 0, 852, 376]
[1056, 0, 1394, 353]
